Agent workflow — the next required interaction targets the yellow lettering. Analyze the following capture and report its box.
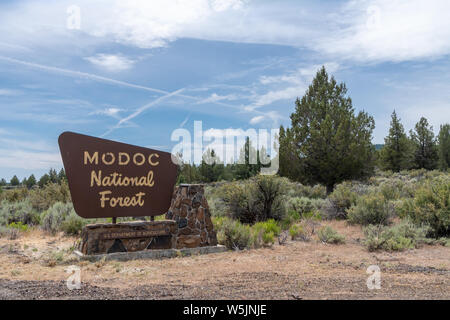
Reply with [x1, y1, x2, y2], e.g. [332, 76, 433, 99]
[148, 153, 160, 166]
[84, 151, 98, 165]
[102, 152, 115, 165]
[133, 153, 145, 166]
[118, 152, 130, 165]
[99, 190, 111, 208]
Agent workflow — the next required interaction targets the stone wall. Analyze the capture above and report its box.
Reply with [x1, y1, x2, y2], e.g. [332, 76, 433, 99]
[166, 184, 218, 248]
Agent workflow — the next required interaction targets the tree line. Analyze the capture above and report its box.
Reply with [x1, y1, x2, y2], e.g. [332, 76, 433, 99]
[0, 168, 66, 189]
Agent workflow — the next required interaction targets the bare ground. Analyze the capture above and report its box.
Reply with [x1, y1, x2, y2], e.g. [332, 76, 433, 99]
[0, 221, 448, 300]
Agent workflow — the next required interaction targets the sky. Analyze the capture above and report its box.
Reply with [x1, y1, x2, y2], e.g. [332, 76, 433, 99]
[0, 0, 450, 181]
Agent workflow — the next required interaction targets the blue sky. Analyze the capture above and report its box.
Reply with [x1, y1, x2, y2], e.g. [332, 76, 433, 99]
[1, 0, 450, 181]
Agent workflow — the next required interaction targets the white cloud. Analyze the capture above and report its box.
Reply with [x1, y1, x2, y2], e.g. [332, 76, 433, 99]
[85, 54, 135, 72]
[315, 0, 450, 62]
[0, 149, 61, 170]
[249, 115, 264, 125]
[89, 107, 124, 118]
[2, 1, 449, 63]
[196, 93, 238, 104]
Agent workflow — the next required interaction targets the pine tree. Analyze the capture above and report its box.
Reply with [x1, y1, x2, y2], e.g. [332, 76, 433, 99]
[380, 111, 413, 172]
[10, 175, 20, 186]
[0, 178, 6, 186]
[437, 124, 450, 170]
[57, 168, 66, 183]
[38, 173, 51, 187]
[410, 117, 438, 170]
[26, 174, 37, 189]
[280, 66, 375, 193]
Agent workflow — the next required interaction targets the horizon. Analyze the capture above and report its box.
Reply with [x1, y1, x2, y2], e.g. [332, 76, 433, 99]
[1, 0, 450, 180]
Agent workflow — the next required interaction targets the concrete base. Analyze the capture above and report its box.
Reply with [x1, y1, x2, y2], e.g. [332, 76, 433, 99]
[73, 245, 227, 262]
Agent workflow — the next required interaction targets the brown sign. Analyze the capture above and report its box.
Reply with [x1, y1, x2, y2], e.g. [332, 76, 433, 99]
[58, 132, 178, 219]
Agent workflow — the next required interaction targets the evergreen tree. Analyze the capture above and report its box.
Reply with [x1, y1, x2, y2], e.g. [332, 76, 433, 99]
[57, 168, 67, 183]
[38, 173, 51, 187]
[437, 123, 450, 170]
[48, 168, 58, 183]
[26, 174, 37, 189]
[410, 117, 438, 170]
[199, 148, 224, 182]
[0, 178, 6, 186]
[280, 66, 375, 193]
[380, 111, 413, 172]
[235, 137, 260, 180]
[10, 175, 20, 186]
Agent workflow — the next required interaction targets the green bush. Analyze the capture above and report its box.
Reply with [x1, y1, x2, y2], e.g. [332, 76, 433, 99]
[0, 188, 29, 203]
[8, 221, 29, 232]
[280, 210, 301, 230]
[252, 219, 281, 247]
[28, 181, 71, 212]
[322, 182, 358, 219]
[399, 176, 449, 237]
[347, 193, 393, 226]
[317, 226, 345, 244]
[0, 200, 39, 226]
[363, 221, 429, 251]
[216, 217, 252, 250]
[40, 202, 85, 235]
[217, 175, 286, 223]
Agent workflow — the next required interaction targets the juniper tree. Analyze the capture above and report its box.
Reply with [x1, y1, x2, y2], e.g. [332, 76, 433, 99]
[437, 124, 450, 170]
[279, 66, 375, 193]
[410, 117, 438, 170]
[379, 111, 414, 172]
[10, 175, 20, 186]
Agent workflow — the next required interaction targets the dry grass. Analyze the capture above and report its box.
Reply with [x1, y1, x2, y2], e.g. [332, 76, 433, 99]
[0, 222, 448, 299]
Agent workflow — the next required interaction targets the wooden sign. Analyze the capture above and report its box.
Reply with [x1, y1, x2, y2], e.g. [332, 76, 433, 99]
[58, 132, 178, 219]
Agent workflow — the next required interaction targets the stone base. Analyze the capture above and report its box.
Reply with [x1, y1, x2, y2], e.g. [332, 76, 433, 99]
[79, 220, 177, 255]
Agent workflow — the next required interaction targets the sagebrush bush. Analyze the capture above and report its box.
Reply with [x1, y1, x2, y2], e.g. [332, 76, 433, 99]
[347, 193, 393, 226]
[399, 176, 449, 237]
[317, 226, 345, 244]
[40, 202, 85, 235]
[363, 220, 429, 251]
[287, 197, 324, 216]
[322, 182, 358, 219]
[216, 217, 252, 250]
[0, 200, 39, 226]
[217, 175, 286, 223]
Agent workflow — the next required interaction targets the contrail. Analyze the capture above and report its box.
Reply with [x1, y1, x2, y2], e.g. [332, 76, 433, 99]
[101, 88, 185, 137]
[0, 55, 258, 113]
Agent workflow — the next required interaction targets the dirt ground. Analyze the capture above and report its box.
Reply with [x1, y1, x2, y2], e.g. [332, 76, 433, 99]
[0, 221, 448, 300]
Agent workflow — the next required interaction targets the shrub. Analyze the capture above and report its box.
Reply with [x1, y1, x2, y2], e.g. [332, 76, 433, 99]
[216, 217, 252, 250]
[280, 210, 300, 230]
[347, 193, 393, 226]
[0, 188, 28, 203]
[252, 219, 281, 247]
[0, 200, 39, 226]
[322, 182, 358, 219]
[289, 224, 304, 240]
[28, 181, 71, 212]
[217, 175, 286, 223]
[317, 226, 345, 244]
[8, 221, 29, 232]
[364, 221, 429, 251]
[399, 176, 449, 237]
[41, 202, 85, 235]
[286, 197, 324, 215]
[61, 211, 85, 235]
